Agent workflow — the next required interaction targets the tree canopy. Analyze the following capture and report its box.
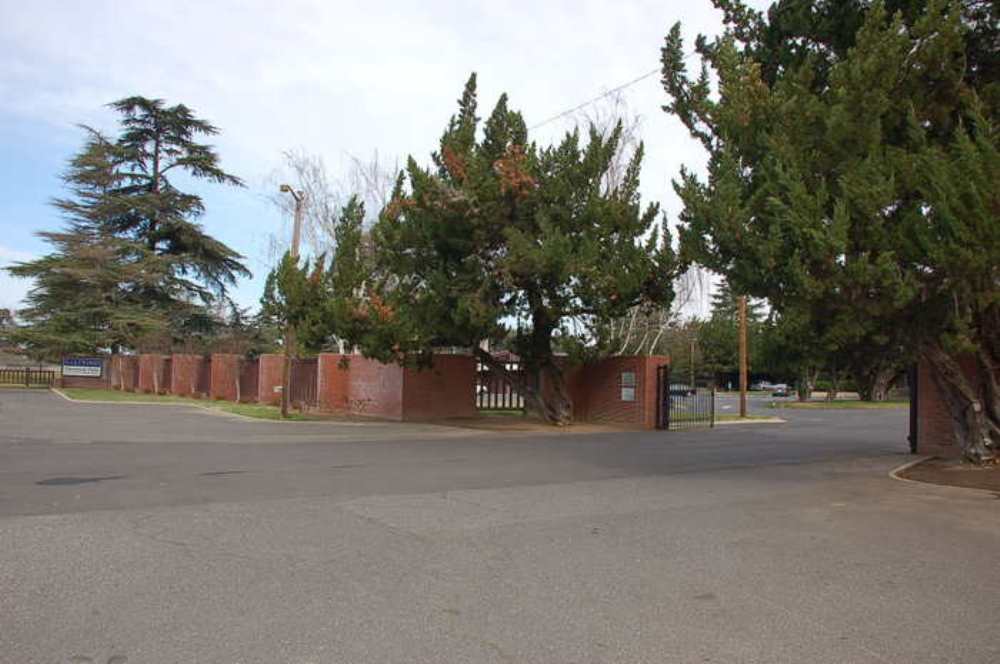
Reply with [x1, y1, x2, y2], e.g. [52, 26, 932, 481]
[7, 97, 250, 358]
[335, 75, 677, 422]
[661, 0, 999, 461]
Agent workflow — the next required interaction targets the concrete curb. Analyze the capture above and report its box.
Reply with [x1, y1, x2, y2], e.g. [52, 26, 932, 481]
[49, 387, 316, 425]
[888, 456, 998, 497]
[51, 387, 198, 407]
[888, 456, 933, 485]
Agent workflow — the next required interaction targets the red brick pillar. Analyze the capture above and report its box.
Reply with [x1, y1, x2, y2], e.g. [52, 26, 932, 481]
[138, 354, 169, 394]
[170, 354, 199, 396]
[317, 353, 350, 413]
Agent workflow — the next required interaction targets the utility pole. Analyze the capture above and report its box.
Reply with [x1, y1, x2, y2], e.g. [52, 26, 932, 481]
[279, 184, 305, 419]
[738, 295, 748, 418]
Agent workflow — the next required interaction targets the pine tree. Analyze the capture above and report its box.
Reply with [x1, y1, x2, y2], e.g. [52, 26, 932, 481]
[662, 1, 999, 461]
[7, 98, 249, 357]
[336, 75, 677, 423]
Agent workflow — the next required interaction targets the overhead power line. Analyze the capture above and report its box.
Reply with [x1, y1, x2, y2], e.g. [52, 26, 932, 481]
[528, 68, 661, 131]
[528, 47, 707, 132]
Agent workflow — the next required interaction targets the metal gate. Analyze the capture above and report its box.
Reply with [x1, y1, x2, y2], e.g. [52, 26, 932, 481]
[656, 365, 715, 430]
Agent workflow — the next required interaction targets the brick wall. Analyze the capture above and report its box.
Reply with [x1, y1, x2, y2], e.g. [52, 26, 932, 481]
[317, 353, 475, 421]
[402, 355, 477, 420]
[111, 355, 139, 391]
[137, 354, 170, 394]
[566, 355, 668, 429]
[343, 355, 404, 419]
[210, 354, 241, 401]
[257, 354, 285, 405]
[317, 353, 352, 412]
[171, 354, 208, 397]
[916, 355, 981, 458]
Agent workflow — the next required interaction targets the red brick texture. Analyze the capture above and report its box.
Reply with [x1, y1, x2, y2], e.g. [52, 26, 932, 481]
[566, 355, 668, 429]
[348, 356, 405, 419]
[66, 352, 665, 430]
[317, 353, 476, 421]
[210, 354, 241, 401]
[238, 358, 259, 403]
[170, 354, 209, 397]
[257, 354, 286, 405]
[916, 355, 985, 458]
[402, 355, 477, 420]
[137, 354, 170, 394]
[317, 353, 352, 413]
[109, 355, 139, 391]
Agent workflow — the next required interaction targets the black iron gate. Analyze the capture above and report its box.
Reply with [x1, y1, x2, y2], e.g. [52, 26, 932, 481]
[656, 365, 715, 430]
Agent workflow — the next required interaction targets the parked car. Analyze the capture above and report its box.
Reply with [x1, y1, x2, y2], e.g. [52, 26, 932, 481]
[771, 384, 790, 397]
[669, 384, 697, 396]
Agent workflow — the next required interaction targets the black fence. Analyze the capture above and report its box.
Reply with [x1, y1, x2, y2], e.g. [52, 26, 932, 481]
[656, 366, 715, 430]
[0, 367, 58, 387]
[476, 360, 524, 411]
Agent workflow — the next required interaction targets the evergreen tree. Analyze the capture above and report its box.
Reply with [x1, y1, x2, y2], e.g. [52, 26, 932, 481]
[259, 196, 367, 357]
[335, 75, 677, 423]
[697, 279, 767, 383]
[662, 1, 999, 461]
[7, 98, 249, 357]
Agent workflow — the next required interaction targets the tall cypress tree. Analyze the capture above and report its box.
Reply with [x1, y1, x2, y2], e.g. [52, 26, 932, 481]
[8, 98, 249, 357]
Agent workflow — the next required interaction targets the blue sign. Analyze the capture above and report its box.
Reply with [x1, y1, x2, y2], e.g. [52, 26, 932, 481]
[63, 357, 104, 378]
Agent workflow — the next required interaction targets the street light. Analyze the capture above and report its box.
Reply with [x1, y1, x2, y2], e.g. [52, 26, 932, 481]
[278, 185, 305, 418]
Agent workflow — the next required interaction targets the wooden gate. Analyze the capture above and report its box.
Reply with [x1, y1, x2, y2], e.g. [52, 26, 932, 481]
[476, 359, 524, 411]
[289, 357, 318, 409]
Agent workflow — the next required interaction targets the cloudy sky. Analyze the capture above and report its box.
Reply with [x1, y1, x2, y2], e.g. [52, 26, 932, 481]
[0, 0, 770, 315]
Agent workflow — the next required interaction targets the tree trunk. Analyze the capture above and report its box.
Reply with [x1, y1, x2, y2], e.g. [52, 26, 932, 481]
[475, 348, 573, 425]
[826, 363, 840, 402]
[235, 358, 243, 403]
[855, 365, 897, 401]
[922, 343, 999, 465]
[796, 367, 815, 402]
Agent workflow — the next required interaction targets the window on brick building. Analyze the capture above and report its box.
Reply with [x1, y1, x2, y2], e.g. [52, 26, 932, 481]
[620, 371, 636, 401]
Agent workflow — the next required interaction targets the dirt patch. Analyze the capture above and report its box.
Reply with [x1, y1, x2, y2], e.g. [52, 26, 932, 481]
[899, 458, 1000, 494]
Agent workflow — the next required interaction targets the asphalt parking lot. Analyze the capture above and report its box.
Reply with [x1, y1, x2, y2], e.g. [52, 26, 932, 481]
[1, 389, 997, 663]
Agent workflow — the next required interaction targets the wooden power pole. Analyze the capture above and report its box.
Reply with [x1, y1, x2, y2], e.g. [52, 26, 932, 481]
[279, 185, 305, 419]
[738, 295, 748, 418]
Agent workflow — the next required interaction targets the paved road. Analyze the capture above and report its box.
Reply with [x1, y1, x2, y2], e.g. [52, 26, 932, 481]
[1, 389, 996, 663]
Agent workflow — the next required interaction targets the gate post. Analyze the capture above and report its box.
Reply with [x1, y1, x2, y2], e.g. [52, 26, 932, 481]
[655, 365, 661, 429]
[711, 385, 716, 427]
